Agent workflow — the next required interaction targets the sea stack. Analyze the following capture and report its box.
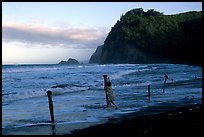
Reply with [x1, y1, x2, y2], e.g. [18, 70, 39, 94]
[59, 58, 80, 65]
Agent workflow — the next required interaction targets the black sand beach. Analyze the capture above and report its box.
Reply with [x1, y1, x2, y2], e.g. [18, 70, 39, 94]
[2, 104, 203, 135]
[68, 104, 203, 137]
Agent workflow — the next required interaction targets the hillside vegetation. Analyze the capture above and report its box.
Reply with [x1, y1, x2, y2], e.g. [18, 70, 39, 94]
[89, 8, 202, 66]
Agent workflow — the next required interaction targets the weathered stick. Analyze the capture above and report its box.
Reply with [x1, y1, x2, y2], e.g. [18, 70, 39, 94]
[47, 90, 55, 123]
[163, 74, 168, 93]
[148, 85, 150, 101]
[103, 75, 110, 108]
[163, 79, 166, 93]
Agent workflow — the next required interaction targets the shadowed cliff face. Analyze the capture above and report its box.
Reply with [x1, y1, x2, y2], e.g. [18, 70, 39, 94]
[89, 8, 202, 66]
[89, 45, 103, 64]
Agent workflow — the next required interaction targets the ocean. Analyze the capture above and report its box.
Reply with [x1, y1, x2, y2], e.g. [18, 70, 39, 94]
[2, 64, 202, 135]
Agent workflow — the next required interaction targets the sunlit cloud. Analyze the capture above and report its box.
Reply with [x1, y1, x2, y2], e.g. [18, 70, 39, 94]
[2, 22, 108, 49]
[2, 40, 95, 64]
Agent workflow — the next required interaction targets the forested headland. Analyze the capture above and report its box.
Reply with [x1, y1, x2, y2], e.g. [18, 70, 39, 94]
[89, 8, 202, 66]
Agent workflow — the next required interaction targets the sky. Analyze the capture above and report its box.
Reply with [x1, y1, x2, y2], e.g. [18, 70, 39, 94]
[2, 2, 202, 64]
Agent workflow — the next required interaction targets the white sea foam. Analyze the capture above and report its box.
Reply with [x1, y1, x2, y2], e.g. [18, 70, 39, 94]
[110, 70, 137, 80]
[2, 86, 90, 103]
[2, 89, 47, 102]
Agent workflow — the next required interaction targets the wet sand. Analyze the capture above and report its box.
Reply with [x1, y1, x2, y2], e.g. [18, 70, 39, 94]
[2, 104, 203, 136]
[68, 104, 203, 136]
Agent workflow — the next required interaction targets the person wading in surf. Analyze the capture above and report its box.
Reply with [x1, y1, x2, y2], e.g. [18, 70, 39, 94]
[103, 76, 117, 109]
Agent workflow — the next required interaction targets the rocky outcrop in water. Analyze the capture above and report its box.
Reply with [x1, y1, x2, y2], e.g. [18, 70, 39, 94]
[59, 58, 79, 65]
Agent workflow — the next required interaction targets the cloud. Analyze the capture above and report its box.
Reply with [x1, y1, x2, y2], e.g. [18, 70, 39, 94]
[2, 22, 108, 49]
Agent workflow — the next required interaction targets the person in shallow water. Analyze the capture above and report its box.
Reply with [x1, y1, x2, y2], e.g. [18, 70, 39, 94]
[105, 78, 118, 109]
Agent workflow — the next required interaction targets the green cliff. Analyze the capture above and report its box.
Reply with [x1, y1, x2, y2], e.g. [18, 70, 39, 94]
[89, 8, 202, 66]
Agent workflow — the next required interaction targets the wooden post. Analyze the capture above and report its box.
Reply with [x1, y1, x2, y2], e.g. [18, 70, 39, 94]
[163, 74, 168, 93]
[163, 78, 166, 93]
[103, 75, 110, 108]
[47, 90, 55, 123]
[148, 85, 150, 102]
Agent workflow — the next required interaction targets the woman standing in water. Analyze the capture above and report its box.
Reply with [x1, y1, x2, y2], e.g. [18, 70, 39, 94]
[103, 75, 117, 109]
[106, 78, 117, 109]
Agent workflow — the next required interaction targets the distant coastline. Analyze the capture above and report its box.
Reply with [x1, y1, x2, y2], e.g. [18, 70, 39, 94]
[2, 62, 202, 67]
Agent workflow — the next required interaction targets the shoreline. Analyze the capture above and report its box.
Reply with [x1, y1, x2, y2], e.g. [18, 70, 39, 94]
[2, 104, 203, 135]
[68, 104, 203, 136]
